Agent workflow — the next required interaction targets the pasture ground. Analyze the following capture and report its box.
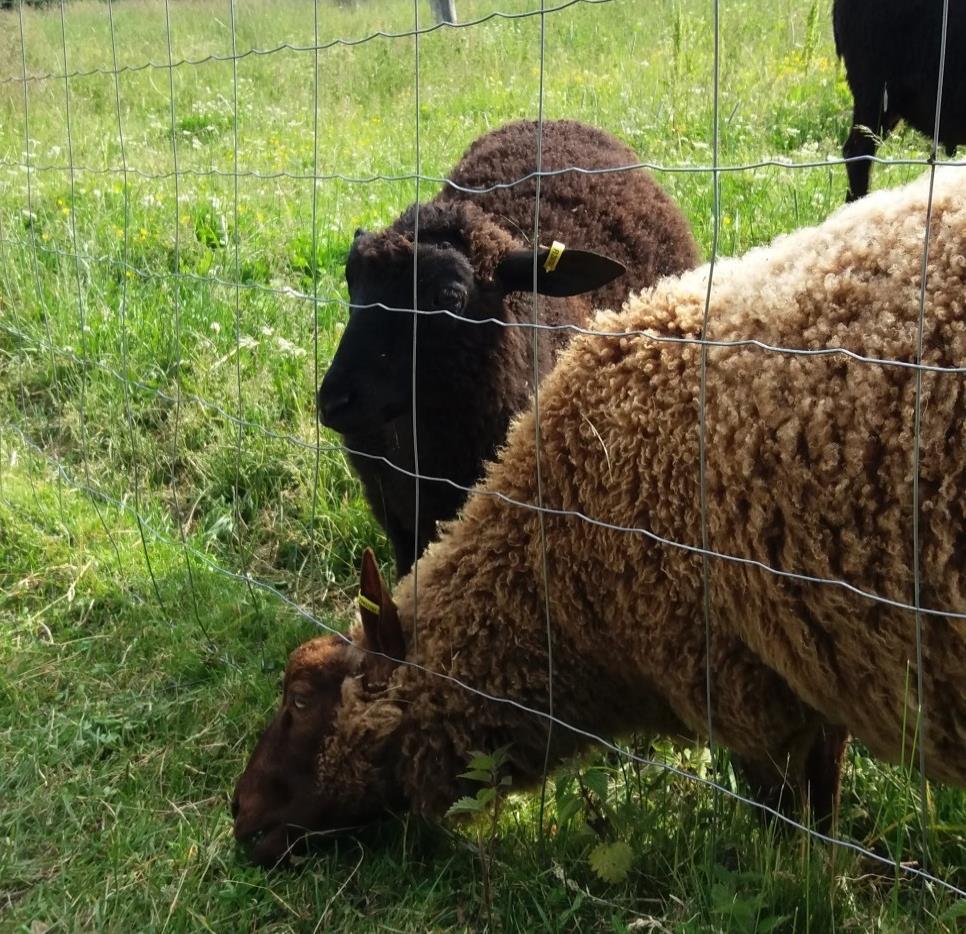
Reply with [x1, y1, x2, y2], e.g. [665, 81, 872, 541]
[1, 0, 964, 929]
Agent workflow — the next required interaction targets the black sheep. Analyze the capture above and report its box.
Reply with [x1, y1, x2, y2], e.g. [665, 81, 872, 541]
[834, 0, 966, 201]
[318, 120, 698, 575]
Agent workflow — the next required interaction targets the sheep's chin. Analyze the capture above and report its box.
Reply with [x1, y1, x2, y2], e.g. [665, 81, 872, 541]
[243, 820, 376, 869]
[323, 399, 408, 436]
[243, 824, 303, 870]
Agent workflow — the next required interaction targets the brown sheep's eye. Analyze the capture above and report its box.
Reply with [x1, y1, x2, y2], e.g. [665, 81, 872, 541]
[289, 691, 311, 711]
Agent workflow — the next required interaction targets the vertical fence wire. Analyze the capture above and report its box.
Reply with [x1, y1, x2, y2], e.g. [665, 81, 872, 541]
[0, 148, 21, 509]
[531, 0, 556, 840]
[410, 0, 422, 651]
[698, 0, 722, 785]
[18, 1, 66, 526]
[162, 0, 211, 643]
[228, 0, 261, 619]
[304, 0, 323, 607]
[106, 0, 167, 611]
[910, 0, 952, 877]
[58, 0, 125, 575]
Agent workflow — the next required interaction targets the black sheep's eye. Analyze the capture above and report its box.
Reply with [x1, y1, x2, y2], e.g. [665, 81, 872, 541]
[435, 286, 466, 313]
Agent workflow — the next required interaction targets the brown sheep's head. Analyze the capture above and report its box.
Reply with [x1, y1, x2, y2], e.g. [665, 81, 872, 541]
[316, 204, 625, 435]
[232, 549, 407, 867]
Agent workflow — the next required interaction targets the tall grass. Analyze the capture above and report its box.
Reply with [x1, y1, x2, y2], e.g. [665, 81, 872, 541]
[1, 0, 964, 930]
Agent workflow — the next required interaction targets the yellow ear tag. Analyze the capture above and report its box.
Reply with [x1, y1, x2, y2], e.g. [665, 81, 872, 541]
[544, 240, 565, 273]
[358, 594, 381, 615]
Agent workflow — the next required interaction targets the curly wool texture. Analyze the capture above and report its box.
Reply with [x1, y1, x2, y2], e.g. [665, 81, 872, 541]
[338, 120, 699, 573]
[359, 167, 966, 814]
[436, 118, 699, 309]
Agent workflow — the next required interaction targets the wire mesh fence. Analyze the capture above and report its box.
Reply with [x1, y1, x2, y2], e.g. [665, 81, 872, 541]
[1, 0, 964, 921]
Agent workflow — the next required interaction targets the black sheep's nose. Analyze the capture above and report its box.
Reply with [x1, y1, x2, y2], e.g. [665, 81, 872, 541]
[318, 388, 353, 427]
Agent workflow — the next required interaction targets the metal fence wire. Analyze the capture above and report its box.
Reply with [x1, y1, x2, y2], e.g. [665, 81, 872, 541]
[1, 0, 964, 904]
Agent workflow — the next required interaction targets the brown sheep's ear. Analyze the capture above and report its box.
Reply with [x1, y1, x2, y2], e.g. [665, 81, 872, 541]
[496, 245, 626, 297]
[359, 547, 406, 663]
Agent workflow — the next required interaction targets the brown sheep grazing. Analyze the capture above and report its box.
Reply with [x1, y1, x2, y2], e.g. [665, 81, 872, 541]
[317, 119, 698, 575]
[234, 168, 965, 868]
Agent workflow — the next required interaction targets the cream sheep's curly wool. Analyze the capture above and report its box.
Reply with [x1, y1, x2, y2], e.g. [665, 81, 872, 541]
[388, 166, 966, 808]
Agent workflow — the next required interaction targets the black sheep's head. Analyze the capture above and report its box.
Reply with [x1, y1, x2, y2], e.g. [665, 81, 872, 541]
[232, 548, 408, 868]
[316, 205, 625, 436]
[317, 229, 479, 434]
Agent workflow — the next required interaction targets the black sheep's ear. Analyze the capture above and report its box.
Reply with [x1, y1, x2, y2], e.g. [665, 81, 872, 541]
[495, 244, 626, 297]
[353, 227, 367, 240]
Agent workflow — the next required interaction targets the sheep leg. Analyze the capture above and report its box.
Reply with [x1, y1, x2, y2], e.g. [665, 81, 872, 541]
[802, 723, 848, 833]
[843, 85, 886, 202]
[731, 722, 847, 834]
[731, 754, 803, 827]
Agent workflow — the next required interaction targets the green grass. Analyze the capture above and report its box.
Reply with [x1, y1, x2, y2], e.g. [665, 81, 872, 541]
[1, 0, 964, 929]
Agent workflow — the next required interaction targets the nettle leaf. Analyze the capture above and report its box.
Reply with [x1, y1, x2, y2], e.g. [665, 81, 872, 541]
[588, 841, 633, 884]
[491, 744, 512, 765]
[467, 752, 495, 771]
[582, 767, 609, 801]
[556, 795, 583, 827]
[447, 796, 484, 816]
[459, 769, 492, 783]
[476, 787, 497, 806]
[555, 773, 576, 801]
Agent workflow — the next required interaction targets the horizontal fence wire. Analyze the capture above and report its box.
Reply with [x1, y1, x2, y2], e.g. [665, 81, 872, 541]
[3, 418, 965, 902]
[2, 251, 965, 375]
[4, 310, 966, 621]
[0, 0, 611, 87]
[0, 154, 961, 182]
[2, 0, 963, 910]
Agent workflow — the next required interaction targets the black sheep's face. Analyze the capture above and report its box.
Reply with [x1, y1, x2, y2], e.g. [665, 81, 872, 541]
[317, 234, 481, 435]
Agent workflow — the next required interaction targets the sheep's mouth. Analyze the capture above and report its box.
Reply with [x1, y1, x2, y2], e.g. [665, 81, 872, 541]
[323, 400, 410, 437]
[236, 819, 368, 869]
[317, 391, 409, 435]
[235, 823, 300, 869]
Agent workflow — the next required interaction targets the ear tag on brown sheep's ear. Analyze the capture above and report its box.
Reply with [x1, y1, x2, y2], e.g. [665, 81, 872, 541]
[358, 547, 406, 664]
[543, 240, 565, 273]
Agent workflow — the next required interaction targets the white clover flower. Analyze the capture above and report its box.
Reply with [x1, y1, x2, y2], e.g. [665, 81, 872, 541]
[275, 335, 306, 358]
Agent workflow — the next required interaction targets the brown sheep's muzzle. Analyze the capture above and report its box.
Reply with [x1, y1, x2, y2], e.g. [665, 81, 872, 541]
[231, 790, 372, 868]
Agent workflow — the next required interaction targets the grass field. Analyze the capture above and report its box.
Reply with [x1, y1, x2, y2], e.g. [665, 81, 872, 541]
[1, 0, 965, 930]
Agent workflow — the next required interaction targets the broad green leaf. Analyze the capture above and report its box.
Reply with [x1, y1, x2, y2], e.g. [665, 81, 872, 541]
[459, 769, 492, 783]
[582, 767, 609, 801]
[588, 840, 633, 884]
[447, 796, 484, 816]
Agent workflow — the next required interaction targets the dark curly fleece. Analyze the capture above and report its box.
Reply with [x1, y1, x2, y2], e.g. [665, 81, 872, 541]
[326, 120, 698, 574]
